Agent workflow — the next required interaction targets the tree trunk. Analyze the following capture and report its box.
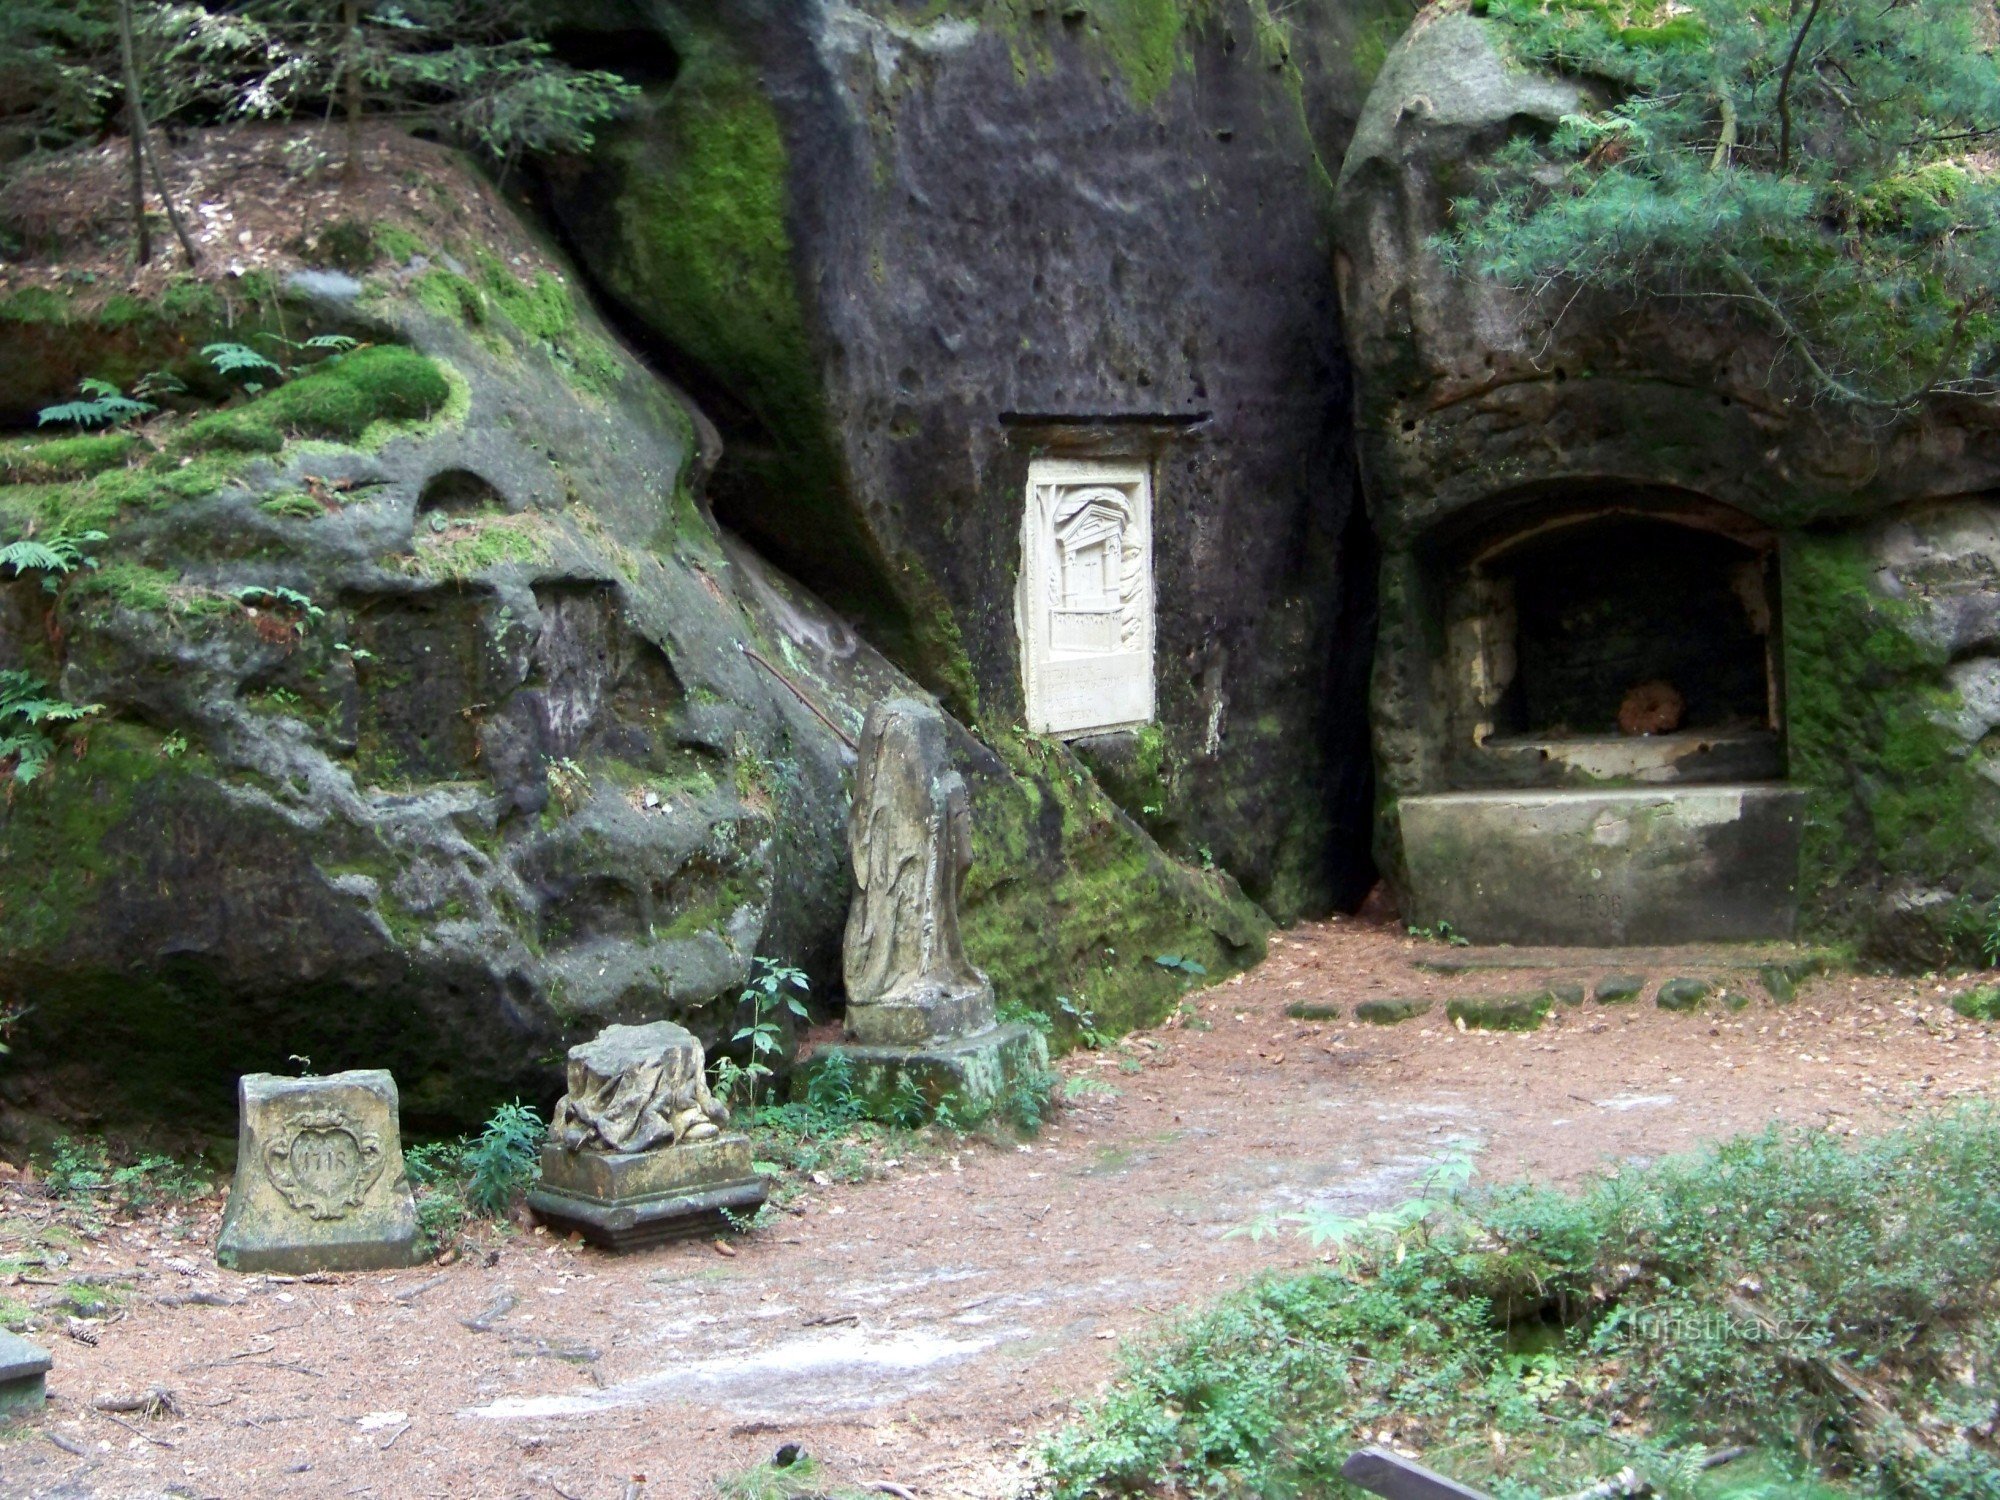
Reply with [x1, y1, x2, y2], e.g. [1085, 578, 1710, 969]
[115, 0, 151, 265]
[143, 130, 204, 270]
[116, 0, 202, 269]
[342, 0, 363, 191]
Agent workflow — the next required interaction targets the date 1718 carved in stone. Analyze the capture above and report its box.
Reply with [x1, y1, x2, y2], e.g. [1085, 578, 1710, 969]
[1017, 459, 1155, 736]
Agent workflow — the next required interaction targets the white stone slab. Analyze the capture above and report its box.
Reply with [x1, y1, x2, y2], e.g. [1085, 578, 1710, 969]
[1016, 458, 1155, 736]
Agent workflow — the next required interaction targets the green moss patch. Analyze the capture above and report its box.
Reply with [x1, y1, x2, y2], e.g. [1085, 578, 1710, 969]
[0, 432, 141, 484]
[402, 512, 553, 580]
[1355, 996, 1430, 1024]
[1593, 972, 1647, 1002]
[1446, 992, 1549, 1031]
[175, 346, 448, 455]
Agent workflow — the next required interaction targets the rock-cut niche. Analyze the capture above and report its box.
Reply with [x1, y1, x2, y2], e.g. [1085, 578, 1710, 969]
[1439, 502, 1782, 788]
[1391, 487, 1804, 946]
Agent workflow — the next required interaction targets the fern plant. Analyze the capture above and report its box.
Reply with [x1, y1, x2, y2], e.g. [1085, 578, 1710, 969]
[204, 334, 358, 392]
[37, 377, 156, 429]
[0, 669, 101, 784]
[0, 529, 106, 593]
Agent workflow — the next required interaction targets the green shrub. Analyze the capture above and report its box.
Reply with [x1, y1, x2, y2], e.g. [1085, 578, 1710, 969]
[40, 1136, 209, 1213]
[405, 1099, 545, 1251]
[1045, 1110, 2000, 1499]
[461, 1100, 543, 1218]
[1951, 986, 2000, 1021]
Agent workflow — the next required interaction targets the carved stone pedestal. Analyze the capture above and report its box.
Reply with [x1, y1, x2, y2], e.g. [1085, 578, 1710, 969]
[526, 1021, 767, 1251]
[807, 1023, 1050, 1121]
[216, 1071, 422, 1274]
[527, 1134, 767, 1251]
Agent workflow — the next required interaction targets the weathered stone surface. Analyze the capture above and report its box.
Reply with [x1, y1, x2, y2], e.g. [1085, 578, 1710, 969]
[540, 0, 1390, 919]
[1285, 1001, 1342, 1021]
[1354, 998, 1430, 1025]
[807, 1024, 1051, 1122]
[845, 698, 995, 1047]
[1594, 974, 1647, 1005]
[1398, 788, 1804, 946]
[217, 1071, 421, 1274]
[1757, 960, 1821, 1005]
[1546, 984, 1585, 1008]
[0, 1329, 51, 1414]
[532, 1021, 765, 1250]
[549, 1022, 729, 1155]
[527, 1134, 766, 1252]
[1656, 979, 1713, 1014]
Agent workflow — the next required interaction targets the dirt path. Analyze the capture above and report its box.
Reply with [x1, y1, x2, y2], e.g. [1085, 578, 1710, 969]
[7, 915, 2000, 1500]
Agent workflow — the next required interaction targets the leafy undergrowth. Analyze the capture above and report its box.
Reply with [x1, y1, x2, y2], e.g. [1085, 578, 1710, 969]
[1042, 1110, 2000, 1499]
[732, 1047, 1061, 1225]
[0, 1136, 216, 1336]
[405, 1099, 545, 1254]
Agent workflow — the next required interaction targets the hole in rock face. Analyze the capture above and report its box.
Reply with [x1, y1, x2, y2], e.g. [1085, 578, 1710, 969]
[1491, 517, 1772, 739]
[543, 28, 680, 88]
[418, 469, 504, 517]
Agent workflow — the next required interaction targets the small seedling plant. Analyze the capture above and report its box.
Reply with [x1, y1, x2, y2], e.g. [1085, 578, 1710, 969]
[713, 958, 810, 1108]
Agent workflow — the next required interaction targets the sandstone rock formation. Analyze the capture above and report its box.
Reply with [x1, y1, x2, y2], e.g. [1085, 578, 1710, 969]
[1336, 3, 2000, 960]
[538, 0, 1395, 922]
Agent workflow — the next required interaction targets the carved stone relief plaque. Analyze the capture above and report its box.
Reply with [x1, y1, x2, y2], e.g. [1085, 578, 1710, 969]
[263, 1107, 385, 1220]
[1017, 459, 1155, 736]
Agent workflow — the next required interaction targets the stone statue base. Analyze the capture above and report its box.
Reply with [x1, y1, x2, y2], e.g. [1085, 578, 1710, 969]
[527, 1134, 767, 1252]
[845, 975, 995, 1048]
[217, 1071, 423, 1275]
[805, 1022, 1049, 1122]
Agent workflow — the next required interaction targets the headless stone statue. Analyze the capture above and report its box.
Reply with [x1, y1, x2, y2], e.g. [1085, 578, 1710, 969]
[549, 1021, 729, 1155]
[843, 697, 997, 1046]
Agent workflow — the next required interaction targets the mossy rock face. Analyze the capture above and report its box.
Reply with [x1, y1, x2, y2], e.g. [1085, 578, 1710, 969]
[0, 230, 849, 1144]
[1286, 1001, 1342, 1021]
[1545, 983, 1585, 1007]
[1446, 993, 1549, 1032]
[1782, 520, 2000, 966]
[1, 148, 1271, 1143]
[538, 0, 1387, 921]
[1356, 997, 1431, 1024]
[1656, 978, 1713, 1013]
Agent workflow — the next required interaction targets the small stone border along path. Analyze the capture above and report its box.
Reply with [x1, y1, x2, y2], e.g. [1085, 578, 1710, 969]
[4, 915, 1998, 1499]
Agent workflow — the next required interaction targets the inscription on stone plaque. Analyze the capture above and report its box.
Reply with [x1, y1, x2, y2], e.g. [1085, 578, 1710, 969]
[1017, 458, 1155, 736]
[263, 1109, 384, 1220]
